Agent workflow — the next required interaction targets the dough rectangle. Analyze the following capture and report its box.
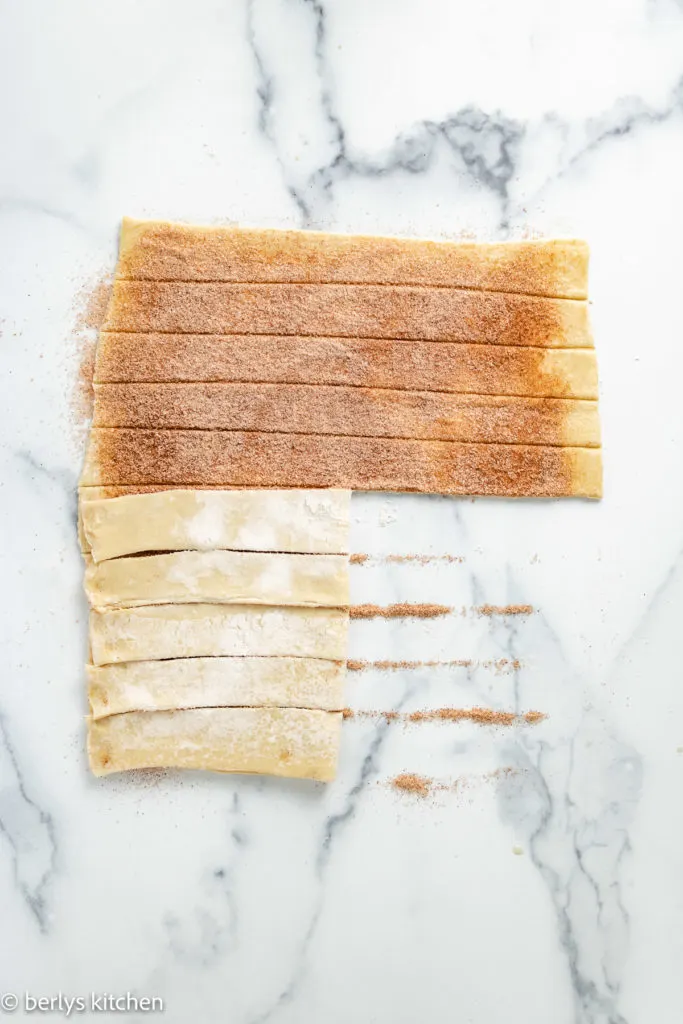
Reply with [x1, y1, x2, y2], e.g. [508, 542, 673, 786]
[81, 488, 350, 562]
[87, 656, 346, 718]
[84, 549, 349, 609]
[88, 706, 343, 781]
[92, 382, 600, 447]
[90, 603, 349, 665]
[81, 429, 603, 498]
[117, 218, 589, 299]
[105, 280, 592, 348]
[94, 333, 599, 400]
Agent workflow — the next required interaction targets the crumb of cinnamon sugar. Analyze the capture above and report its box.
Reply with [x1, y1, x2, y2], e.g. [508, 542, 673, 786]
[342, 707, 354, 719]
[392, 773, 432, 797]
[350, 603, 451, 619]
[349, 553, 369, 564]
[523, 710, 546, 724]
[476, 604, 534, 616]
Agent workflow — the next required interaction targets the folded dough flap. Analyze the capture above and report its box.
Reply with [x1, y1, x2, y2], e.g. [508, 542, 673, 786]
[90, 603, 349, 665]
[80, 488, 351, 561]
[88, 707, 343, 782]
[84, 549, 349, 609]
[88, 657, 346, 718]
[117, 218, 589, 299]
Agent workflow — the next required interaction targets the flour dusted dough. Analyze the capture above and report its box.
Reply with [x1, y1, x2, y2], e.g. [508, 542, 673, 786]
[81, 488, 350, 562]
[90, 603, 349, 665]
[88, 657, 346, 718]
[88, 706, 342, 781]
[84, 549, 349, 610]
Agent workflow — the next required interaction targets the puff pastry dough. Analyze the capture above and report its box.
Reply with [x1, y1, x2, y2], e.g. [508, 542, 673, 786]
[90, 603, 349, 665]
[88, 706, 342, 781]
[88, 656, 346, 718]
[81, 488, 350, 562]
[84, 549, 349, 609]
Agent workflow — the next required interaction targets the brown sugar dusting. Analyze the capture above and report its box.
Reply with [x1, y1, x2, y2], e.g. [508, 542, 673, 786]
[350, 603, 451, 619]
[349, 553, 369, 564]
[476, 603, 534, 616]
[392, 773, 432, 797]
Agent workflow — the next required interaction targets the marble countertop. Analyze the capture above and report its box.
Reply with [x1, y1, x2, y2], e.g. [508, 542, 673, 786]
[2, 2, 683, 1021]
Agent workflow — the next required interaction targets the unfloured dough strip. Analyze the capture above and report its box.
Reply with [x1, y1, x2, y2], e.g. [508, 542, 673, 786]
[81, 488, 350, 562]
[117, 218, 589, 300]
[95, 333, 599, 400]
[88, 656, 346, 718]
[88, 706, 342, 781]
[82, 429, 603, 498]
[105, 281, 591, 348]
[90, 603, 349, 665]
[93, 382, 600, 447]
[84, 549, 349, 609]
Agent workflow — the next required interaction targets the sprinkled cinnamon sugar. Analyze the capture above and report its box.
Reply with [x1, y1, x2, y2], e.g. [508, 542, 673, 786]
[392, 773, 432, 797]
[70, 275, 113, 431]
[349, 553, 369, 564]
[476, 603, 534, 616]
[343, 707, 546, 726]
[350, 603, 451, 619]
[346, 657, 522, 672]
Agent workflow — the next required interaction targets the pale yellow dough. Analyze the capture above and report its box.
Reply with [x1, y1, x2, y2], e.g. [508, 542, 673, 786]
[88, 656, 346, 718]
[90, 603, 349, 665]
[84, 549, 349, 610]
[81, 488, 351, 562]
[88, 707, 342, 781]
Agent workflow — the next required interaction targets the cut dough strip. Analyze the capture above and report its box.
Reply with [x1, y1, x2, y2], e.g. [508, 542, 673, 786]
[116, 218, 589, 299]
[88, 706, 342, 781]
[84, 549, 349, 609]
[82, 429, 603, 498]
[95, 333, 599, 400]
[92, 382, 600, 447]
[90, 603, 349, 665]
[81, 487, 350, 562]
[88, 656, 346, 718]
[105, 281, 591, 348]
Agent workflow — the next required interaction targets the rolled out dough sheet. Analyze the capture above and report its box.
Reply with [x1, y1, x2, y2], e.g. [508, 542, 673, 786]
[106, 280, 592, 348]
[95, 333, 599, 400]
[88, 651, 348, 716]
[84, 549, 349, 609]
[88, 706, 343, 781]
[90, 603, 349, 665]
[81, 488, 350, 562]
[117, 218, 589, 299]
[88, 656, 346, 718]
[92, 382, 600, 447]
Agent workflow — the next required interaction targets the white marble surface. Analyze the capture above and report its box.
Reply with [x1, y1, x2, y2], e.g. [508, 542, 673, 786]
[2, 1, 683, 1021]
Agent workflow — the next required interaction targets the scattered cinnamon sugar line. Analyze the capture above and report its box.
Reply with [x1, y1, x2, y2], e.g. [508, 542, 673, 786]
[346, 657, 522, 674]
[342, 707, 545, 726]
[392, 766, 525, 797]
[349, 553, 465, 565]
[350, 603, 451, 619]
[348, 603, 534, 619]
